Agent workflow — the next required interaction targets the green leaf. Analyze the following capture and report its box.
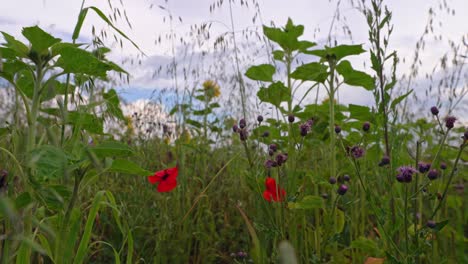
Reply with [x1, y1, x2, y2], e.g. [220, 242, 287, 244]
[305, 44, 366, 61]
[0, 32, 29, 57]
[273, 50, 284, 61]
[336, 60, 374, 90]
[263, 18, 304, 51]
[289, 195, 323, 209]
[30, 145, 68, 180]
[245, 64, 275, 82]
[15, 192, 32, 210]
[390, 90, 412, 110]
[22, 26, 61, 54]
[68, 111, 104, 134]
[16, 70, 35, 98]
[348, 104, 372, 121]
[257, 82, 291, 108]
[291, 62, 328, 83]
[103, 89, 125, 120]
[350, 237, 382, 257]
[187, 119, 202, 129]
[432, 219, 449, 232]
[108, 159, 153, 176]
[56, 46, 112, 77]
[90, 141, 134, 158]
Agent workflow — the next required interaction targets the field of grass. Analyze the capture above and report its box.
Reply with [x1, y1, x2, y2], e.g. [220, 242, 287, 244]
[0, 0, 466, 263]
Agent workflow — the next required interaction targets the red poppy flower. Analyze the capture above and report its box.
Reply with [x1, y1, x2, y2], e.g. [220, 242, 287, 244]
[263, 177, 286, 202]
[148, 166, 178, 192]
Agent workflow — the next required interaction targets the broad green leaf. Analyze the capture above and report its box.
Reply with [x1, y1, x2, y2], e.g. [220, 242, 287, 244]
[348, 104, 372, 121]
[273, 50, 284, 61]
[291, 62, 328, 83]
[30, 145, 68, 180]
[15, 192, 32, 209]
[306, 44, 366, 61]
[289, 195, 323, 209]
[257, 82, 291, 108]
[22, 26, 61, 54]
[263, 18, 304, 51]
[1, 32, 29, 57]
[89, 141, 134, 158]
[103, 89, 125, 120]
[187, 119, 202, 129]
[62, 209, 82, 263]
[16, 70, 35, 98]
[245, 64, 275, 82]
[336, 60, 374, 90]
[108, 159, 153, 176]
[56, 46, 112, 77]
[350, 237, 383, 257]
[68, 111, 104, 134]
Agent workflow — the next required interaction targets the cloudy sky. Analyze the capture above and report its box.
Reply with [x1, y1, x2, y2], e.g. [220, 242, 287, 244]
[1, 0, 467, 118]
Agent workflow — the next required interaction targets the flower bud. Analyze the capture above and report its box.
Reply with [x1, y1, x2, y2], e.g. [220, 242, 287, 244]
[337, 184, 348, 195]
[362, 121, 370, 132]
[430, 106, 439, 116]
[257, 115, 264, 123]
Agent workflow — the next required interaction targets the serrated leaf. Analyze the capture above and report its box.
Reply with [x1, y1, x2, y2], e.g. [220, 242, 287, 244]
[348, 104, 372, 121]
[22, 26, 61, 54]
[30, 146, 69, 180]
[245, 64, 275, 82]
[390, 90, 412, 110]
[263, 18, 304, 51]
[56, 46, 112, 77]
[336, 60, 374, 90]
[103, 89, 125, 120]
[257, 82, 290, 108]
[1, 32, 29, 57]
[305, 44, 366, 61]
[90, 141, 134, 158]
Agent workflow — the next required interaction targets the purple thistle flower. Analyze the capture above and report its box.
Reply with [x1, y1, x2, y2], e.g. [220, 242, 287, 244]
[288, 114, 295, 123]
[257, 115, 264, 123]
[232, 124, 239, 133]
[426, 220, 436, 229]
[418, 162, 431, 173]
[275, 153, 288, 166]
[396, 166, 417, 183]
[362, 121, 370, 132]
[378, 155, 391, 167]
[350, 146, 365, 159]
[299, 122, 311, 136]
[264, 159, 277, 169]
[239, 129, 248, 141]
[427, 169, 438, 180]
[268, 149, 274, 156]
[329, 177, 337, 184]
[337, 184, 348, 195]
[430, 106, 439, 116]
[239, 118, 246, 129]
[269, 144, 277, 152]
[343, 174, 351, 182]
[334, 125, 341, 134]
[444, 116, 457, 129]
[440, 162, 447, 170]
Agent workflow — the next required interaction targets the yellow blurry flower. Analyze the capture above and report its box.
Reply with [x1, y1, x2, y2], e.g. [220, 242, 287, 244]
[180, 129, 191, 144]
[203, 80, 221, 98]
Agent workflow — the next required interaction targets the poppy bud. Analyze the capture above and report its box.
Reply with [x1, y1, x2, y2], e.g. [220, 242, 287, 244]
[337, 184, 348, 195]
[430, 106, 439, 116]
[239, 118, 246, 129]
[329, 177, 337, 184]
[362, 122, 370, 132]
[257, 115, 264, 123]
[444, 116, 456, 129]
[426, 220, 436, 229]
[334, 125, 341, 134]
[427, 169, 438, 180]
[288, 114, 295, 123]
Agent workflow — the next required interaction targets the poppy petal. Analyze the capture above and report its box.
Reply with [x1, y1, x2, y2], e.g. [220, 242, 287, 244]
[157, 177, 177, 192]
[148, 174, 161, 184]
[263, 190, 273, 202]
[265, 177, 277, 192]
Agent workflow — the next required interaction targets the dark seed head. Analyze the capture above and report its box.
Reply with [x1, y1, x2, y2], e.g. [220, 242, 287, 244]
[337, 184, 348, 195]
[430, 106, 439, 116]
[239, 118, 246, 129]
[362, 122, 370, 132]
[257, 115, 264, 123]
[426, 220, 436, 229]
[334, 125, 341, 134]
[343, 174, 351, 182]
[288, 114, 295, 123]
[262, 131, 270, 137]
[427, 169, 438, 180]
[329, 177, 337, 185]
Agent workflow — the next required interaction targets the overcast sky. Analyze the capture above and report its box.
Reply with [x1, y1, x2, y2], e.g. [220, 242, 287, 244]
[1, 0, 467, 118]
